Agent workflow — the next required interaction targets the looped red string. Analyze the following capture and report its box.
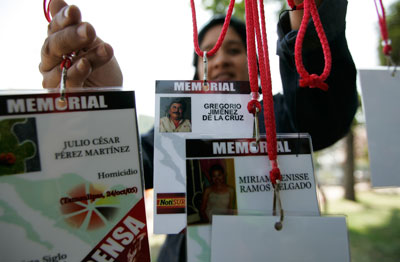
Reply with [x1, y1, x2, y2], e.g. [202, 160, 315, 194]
[245, 0, 280, 185]
[60, 56, 73, 69]
[190, 0, 235, 58]
[374, 0, 392, 56]
[269, 159, 281, 184]
[287, 0, 304, 10]
[294, 0, 331, 91]
[247, 100, 262, 115]
[43, 0, 52, 23]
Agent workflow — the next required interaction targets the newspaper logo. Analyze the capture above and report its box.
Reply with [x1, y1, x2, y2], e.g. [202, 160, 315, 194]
[156, 193, 186, 214]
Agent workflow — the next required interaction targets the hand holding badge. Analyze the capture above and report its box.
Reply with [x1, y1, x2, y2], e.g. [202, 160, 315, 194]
[0, 2, 151, 261]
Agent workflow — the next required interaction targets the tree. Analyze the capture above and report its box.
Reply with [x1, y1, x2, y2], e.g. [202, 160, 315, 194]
[201, 0, 288, 21]
[201, 0, 246, 20]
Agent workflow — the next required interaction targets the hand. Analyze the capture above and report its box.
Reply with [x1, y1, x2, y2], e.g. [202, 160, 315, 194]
[39, 0, 123, 88]
[289, 0, 323, 30]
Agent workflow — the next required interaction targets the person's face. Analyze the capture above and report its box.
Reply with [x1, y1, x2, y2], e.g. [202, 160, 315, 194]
[211, 169, 225, 185]
[168, 103, 184, 121]
[197, 24, 249, 81]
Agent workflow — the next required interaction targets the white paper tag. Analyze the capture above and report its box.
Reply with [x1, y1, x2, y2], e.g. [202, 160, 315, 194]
[359, 68, 400, 187]
[0, 89, 150, 262]
[154, 80, 254, 233]
[186, 135, 320, 261]
[211, 215, 350, 262]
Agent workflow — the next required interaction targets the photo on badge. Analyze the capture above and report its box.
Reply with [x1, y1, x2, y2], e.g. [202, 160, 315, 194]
[159, 97, 192, 133]
[186, 158, 237, 262]
[0, 117, 41, 175]
[187, 158, 237, 225]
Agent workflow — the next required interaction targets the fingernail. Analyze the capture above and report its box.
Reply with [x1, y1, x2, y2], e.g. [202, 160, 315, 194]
[77, 24, 87, 39]
[96, 44, 108, 57]
[63, 6, 70, 18]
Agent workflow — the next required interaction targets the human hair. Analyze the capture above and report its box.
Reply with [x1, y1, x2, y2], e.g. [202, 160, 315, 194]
[193, 15, 247, 80]
[209, 164, 225, 177]
[166, 98, 186, 113]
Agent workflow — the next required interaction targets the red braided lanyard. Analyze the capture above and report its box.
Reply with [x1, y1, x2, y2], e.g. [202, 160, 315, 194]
[287, 0, 304, 10]
[190, 0, 235, 58]
[374, 0, 392, 57]
[43, 0, 74, 70]
[294, 0, 331, 91]
[245, 0, 281, 185]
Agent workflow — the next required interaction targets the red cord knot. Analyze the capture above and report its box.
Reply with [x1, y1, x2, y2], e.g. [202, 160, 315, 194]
[60, 57, 72, 69]
[270, 167, 281, 185]
[269, 159, 281, 185]
[383, 44, 392, 56]
[299, 74, 329, 91]
[247, 100, 262, 115]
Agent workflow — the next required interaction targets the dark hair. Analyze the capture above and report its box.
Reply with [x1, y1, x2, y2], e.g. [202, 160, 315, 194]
[193, 15, 247, 80]
[167, 98, 187, 113]
[209, 164, 225, 176]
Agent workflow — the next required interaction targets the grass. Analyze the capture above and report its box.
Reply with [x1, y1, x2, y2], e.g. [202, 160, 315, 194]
[324, 190, 400, 262]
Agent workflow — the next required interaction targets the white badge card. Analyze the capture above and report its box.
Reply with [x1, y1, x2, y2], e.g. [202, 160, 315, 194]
[154, 80, 254, 233]
[211, 215, 350, 262]
[0, 89, 150, 262]
[186, 134, 320, 262]
[359, 68, 400, 187]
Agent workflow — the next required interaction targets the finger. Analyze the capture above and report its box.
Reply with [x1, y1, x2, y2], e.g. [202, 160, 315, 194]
[75, 42, 114, 71]
[65, 58, 92, 87]
[41, 58, 92, 88]
[49, 0, 68, 18]
[40, 22, 96, 72]
[48, 5, 81, 35]
[41, 66, 62, 88]
[64, 43, 115, 87]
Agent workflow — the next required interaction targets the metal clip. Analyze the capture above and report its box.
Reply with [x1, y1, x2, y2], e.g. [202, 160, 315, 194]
[386, 55, 398, 77]
[55, 66, 68, 109]
[60, 66, 67, 101]
[253, 107, 260, 144]
[272, 180, 284, 231]
[203, 51, 209, 90]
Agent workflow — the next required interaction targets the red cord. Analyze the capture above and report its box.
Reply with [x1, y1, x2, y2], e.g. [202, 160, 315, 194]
[245, 0, 261, 116]
[287, 0, 304, 10]
[190, 0, 235, 58]
[43, 0, 73, 70]
[44, 0, 52, 23]
[294, 0, 331, 91]
[245, 0, 281, 184]
[374, 0, 392, 56]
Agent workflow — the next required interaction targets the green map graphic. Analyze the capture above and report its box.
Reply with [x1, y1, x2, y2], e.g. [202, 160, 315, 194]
[0, 118, 36, 175]
[0, 173, 139, 249]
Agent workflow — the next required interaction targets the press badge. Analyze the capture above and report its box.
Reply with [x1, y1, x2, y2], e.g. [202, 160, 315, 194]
[185, 135, 320, 262]
[153, 80, 254, 233]
[359, 68, 400, 187]
[0, 89, 150, 262]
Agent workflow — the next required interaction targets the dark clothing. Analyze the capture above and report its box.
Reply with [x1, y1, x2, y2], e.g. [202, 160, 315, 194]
[140, 0, 358, 261]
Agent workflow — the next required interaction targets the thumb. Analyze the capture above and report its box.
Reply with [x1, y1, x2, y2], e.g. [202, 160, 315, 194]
[49, 0, 68, 18]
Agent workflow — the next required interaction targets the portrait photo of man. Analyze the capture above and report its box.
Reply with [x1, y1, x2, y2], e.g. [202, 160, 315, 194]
[159, 97, 192, 133]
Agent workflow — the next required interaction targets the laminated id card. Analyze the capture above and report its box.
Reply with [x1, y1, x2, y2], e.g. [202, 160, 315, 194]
[359, 68, 400, 187]
[0, 89, 150, 262]
[186, 135, 320, 262]
[211, 215, 350, 262]
[154, 80, 254, 233]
